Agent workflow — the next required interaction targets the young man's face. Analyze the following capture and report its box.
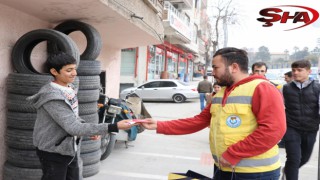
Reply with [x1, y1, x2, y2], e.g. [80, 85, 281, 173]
[213, 85, 221, 92]
[292, 67, 311, 83]
[212, 55, 234, 87]
[284, 75, 293, 83]
[253, 65, 267, 76]
[51, 64, 77, 86]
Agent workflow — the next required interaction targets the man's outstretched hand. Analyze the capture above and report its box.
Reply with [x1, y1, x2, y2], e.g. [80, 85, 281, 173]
[140, 119, 157, 130]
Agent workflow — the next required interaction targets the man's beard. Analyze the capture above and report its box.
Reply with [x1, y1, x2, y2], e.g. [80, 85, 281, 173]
[216, 70, 234, 87]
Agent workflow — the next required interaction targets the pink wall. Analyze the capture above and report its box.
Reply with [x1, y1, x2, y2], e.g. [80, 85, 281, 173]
[0, 4, 50, 178]
[100, 47, 121, 98]
[0, 4, 122, 179]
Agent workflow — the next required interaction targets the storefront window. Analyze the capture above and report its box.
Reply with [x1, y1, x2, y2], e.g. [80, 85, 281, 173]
[148, 47, 164, 80]
[178, 56, 187, 81]
[167, 52, 178, 78]
[187, 60, 193, 81]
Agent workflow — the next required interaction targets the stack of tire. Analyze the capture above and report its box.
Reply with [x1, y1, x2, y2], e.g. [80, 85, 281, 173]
[4, 20, 103, 179]
[53, 20, 103, 178]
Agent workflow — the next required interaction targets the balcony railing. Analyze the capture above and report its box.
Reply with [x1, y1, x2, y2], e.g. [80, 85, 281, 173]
[143, 0, 164, 14]
[166, 0, 192, 9]
[164, 1, 188, 24]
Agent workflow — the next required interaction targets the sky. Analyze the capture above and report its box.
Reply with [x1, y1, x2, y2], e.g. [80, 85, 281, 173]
[207, 0, 320, 54]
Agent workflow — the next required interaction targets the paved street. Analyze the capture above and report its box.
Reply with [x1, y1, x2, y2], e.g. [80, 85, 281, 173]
[86, 79, 319, 180]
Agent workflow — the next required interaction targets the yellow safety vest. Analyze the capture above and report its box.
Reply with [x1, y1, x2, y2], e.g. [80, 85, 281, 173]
[209, 79, 280, 173]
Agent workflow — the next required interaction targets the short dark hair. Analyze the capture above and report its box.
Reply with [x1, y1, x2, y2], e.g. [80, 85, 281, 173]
[284, 71, 292, 77]
[203, 75, 208, 79]
[291, 60, 311, 70]
[213, 47, 248, 73]
[46, 52, 77, 76]
[213, 82, 220, 86]
[252, 62, 268, 71]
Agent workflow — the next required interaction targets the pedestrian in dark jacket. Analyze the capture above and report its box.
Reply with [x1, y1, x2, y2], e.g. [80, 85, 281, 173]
[282, 60, 320, 180]
[27, 52, 133, 180]
[197, 75, 213, 111]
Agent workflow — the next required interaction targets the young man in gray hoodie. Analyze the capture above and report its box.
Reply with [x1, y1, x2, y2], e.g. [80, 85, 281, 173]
[27, 52, 133, 180]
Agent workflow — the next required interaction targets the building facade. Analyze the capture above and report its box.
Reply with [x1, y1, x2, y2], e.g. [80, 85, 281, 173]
[120, 0, 209, 90]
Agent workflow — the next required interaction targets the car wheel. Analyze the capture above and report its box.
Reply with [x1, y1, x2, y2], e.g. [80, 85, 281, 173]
[172, 94, 185, 103]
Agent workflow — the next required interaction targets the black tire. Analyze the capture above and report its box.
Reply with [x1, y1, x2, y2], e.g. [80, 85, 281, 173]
[100, 133, 116, 160]
[80, 139, 101, 154]
[11, 29, 79, 74]
[7, 73, 53, 95]
[7, 111, 36, 130]
[78, 76, 101, 90]
[172, 94, 186, 103]
[7, 94, 36, 113]
[76, 60, 101, 76]
[6, 148, 40, 168]
[80, 113, 99, 123]
[83, 162, 100, 178]
[78, 102, 98, 116]
[77, 89, 100, 103]
[6, 128, 35, 150]
[3, 162, 42, 180]
[53, 20, 102, 60]
[80, 150, 101, 166]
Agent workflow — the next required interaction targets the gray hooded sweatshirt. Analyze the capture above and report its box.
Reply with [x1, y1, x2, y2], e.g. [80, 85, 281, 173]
[27, 83, 109, 156]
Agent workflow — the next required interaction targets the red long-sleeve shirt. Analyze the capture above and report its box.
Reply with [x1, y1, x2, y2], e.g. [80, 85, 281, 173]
[157, 75, 286, 165]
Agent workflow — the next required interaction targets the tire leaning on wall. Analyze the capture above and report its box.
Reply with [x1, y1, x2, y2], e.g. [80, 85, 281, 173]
[11, 29, 80, 74]
[7, 73, 53, 95]
[3, 162, 42, 180]
[52, 20, 102, 60]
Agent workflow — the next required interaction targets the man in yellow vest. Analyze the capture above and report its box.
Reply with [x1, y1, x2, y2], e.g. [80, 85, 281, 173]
[141, 47, 286, 179]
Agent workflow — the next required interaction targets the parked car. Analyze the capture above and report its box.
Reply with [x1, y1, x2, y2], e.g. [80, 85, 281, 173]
[206, 67, 213, 76]
[120, 79, 198, 103]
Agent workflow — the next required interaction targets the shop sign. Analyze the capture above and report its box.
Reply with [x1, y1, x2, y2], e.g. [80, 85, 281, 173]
[169, 12, 191, 40]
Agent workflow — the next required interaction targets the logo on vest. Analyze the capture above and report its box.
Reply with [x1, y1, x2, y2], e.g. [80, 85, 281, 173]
[226, 115, 241, 128]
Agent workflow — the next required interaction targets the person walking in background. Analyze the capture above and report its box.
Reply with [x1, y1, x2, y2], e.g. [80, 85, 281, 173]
[278, 71, 293, 148]
[284, 71, 293, 83]
[252, 61, 282, 89]
[206, 82, 221, 106]
[27, 52, 133, 180]
[197, 75, 213, 111]
[251, 62, 268, 76]
[141, 47, 286, 179]
[282, 60, 320, 180]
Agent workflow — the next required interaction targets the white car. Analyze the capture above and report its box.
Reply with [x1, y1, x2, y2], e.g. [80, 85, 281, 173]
[120, 79, 198, 103]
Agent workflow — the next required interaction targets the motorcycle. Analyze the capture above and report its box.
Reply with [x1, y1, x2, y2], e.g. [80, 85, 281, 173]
[98, 93, 151, 160]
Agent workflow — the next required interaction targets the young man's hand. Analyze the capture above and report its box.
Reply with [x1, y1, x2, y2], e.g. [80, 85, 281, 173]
[117, 120, 135, 130]
[90, 135, 101, 140]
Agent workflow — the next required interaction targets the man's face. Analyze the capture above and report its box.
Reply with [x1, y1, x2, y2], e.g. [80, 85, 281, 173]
[253, 65, 267, 76]
[212, 55, 234, 87]
[51, 64, 77, 86]
[292, 67, 311, 83]
[284, 75, 292, 83]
